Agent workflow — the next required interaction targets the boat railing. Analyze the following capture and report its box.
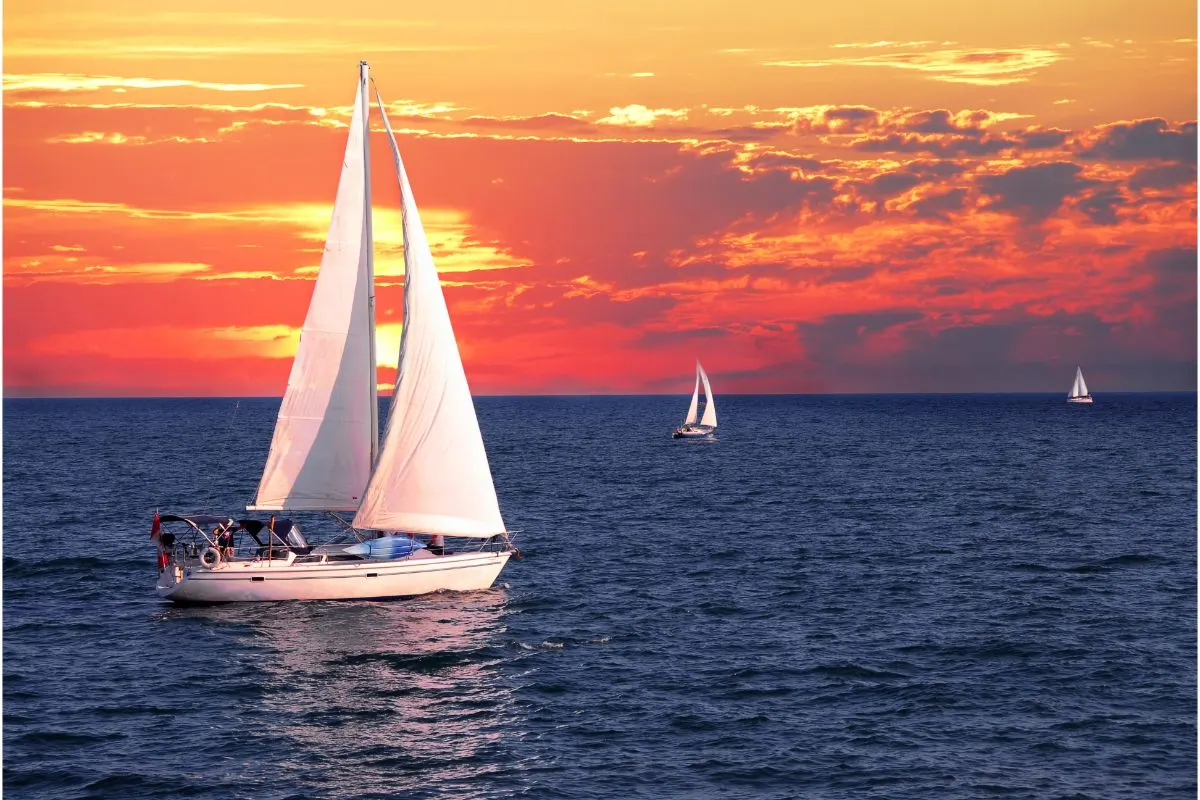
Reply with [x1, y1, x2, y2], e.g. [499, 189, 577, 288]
[166, 531, 518, 565]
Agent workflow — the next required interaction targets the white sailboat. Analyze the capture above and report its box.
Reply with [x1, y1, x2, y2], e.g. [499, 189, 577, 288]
[153, 62, 516, 603]
[1067, 366, 1094, 404]
[673, 361, 717, 438]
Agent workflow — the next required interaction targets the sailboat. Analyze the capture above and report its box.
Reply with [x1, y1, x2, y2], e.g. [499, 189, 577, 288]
[673, 361, 717, 438]
[1067, 365, 1094, 404]
[152, 62, 516, 603]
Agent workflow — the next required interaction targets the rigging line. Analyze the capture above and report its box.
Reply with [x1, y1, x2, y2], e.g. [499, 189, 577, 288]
[328, 512, 367, 541]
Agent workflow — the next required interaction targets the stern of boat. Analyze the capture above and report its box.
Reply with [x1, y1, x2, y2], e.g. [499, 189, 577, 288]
[155, 561, 186, 599]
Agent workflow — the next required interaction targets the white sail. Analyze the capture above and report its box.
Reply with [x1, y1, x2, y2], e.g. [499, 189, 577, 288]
[1070, 366, 1089, 398]
[684, 368, 700, 424]
[250, 64, 377, 512]
[698, 362, 717, 428]
[351, 84, 506, 538]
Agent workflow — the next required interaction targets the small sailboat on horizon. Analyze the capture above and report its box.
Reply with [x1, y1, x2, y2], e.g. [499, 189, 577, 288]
[1067, 366, 1094, 404]
[673, 361, 717, 438]
[151, 62, 517, 603]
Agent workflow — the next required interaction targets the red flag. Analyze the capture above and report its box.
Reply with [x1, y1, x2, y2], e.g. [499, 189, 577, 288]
[150, 511, 161, 540]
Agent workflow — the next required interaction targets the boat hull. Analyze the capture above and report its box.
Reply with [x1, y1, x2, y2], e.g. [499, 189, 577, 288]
[673, 427, 714, 438]
[156, 550, 512, 603]
[1067, 396, 1094, 404]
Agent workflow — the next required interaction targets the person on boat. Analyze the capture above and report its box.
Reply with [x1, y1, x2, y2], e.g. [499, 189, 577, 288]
[428, 535, 446, 556]
[216, 524, 236, 560]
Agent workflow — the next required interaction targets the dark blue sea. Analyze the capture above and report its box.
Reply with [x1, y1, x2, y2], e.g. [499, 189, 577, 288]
[4, 394, 1197, 799]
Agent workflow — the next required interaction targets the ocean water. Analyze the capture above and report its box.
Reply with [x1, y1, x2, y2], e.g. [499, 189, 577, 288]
[3, 393, 1196, 799]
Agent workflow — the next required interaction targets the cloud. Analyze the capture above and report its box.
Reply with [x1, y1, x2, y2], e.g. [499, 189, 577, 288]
[849, 132, 1018, 156]
[764, 47, 1063, 86]
[1076, 118, 1197, 163]
[10, 10, 434, 29]
[901, 108, 991, 134]
[853, 170, 924, 201]
[595, 104, 689, 127]
[5, 39, 484, 59]
[832, 40, 937, 49]
[460, 112, 593, 133]
[787, 106, 1038, 156]
[1076, 188, 1127, 225]
[1140, 246, 1197, 286]
[3, 73, 303, 93]
[906, 188, 971, 220]
[636, 326, 731, 348]
[5, 259, 213, 285]
[1018, 128, 1071, 149]
[819, 105, 880, 133]
[976, 162, 1099, 221]
[743, 151, 827, 174]
[1128, 163, 1198, 190]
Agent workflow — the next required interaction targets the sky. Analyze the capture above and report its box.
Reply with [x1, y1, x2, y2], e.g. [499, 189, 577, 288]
[3, 0, 1197, 396]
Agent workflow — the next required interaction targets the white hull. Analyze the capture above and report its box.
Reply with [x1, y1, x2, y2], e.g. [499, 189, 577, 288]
[1067, 396, 1094, 404]
[673, 427, 714, 439]
[157, 550, 512, 603]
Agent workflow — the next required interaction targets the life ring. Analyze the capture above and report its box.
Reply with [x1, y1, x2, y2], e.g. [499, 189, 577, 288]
[199, 547, 222, 568]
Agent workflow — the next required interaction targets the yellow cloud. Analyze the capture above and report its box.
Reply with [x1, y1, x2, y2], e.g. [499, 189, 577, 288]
[209, 322, 405, 369]
[832, 41, 937, 49]
[596, 104, 689, 127]
[280, 203, 528, 276]
[5, 39, 485, 60]
[3, 73, 302, 93]
[4, 199, 529, 282]
[28, 325, 298, 361]
[4, 257, 211, 285]
[765, 47, 1064, 86]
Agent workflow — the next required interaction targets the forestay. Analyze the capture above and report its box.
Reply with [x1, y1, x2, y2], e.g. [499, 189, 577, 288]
[250, 64, 377, 512]
[351, 84, 506, 538]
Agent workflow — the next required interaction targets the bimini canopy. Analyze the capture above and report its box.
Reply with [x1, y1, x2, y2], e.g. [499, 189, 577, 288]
[236, 519, 310, 553]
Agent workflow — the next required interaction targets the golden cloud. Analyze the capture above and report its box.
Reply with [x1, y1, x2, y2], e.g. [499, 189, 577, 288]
[596, 104, 690, 127]
[3, 73, 303, 93]
[765, 47, 1064, 86]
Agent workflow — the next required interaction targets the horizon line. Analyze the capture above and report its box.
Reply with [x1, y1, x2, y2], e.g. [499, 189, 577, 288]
[3, 389, 1196, 400]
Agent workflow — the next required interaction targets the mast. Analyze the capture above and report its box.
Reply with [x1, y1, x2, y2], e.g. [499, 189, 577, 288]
[361, 60, 379, 467]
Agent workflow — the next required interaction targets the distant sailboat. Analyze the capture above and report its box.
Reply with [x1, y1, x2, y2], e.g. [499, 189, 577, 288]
[151, 62, 516, 603]
[673, 361, 717, 438]
[1067, 366, 1094, 404]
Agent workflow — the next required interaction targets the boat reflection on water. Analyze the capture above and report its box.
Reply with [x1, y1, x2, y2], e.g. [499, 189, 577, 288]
[164, 589, 522, 796]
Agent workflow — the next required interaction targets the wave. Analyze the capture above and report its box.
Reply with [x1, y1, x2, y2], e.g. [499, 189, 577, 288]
[806, 663, 910, 681]
[4, 554, 153, 579]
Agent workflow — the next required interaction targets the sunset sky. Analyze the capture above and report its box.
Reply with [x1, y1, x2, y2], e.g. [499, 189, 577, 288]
[4, 0, 1197, 396]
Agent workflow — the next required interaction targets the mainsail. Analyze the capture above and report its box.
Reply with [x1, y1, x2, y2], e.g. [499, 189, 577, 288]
[698, 362, 717, 428]
[250, 63, 377, 512]
[684, 369, 700, 424]
[351, 83, 506, 538]
[1069, 366, 1089, 398]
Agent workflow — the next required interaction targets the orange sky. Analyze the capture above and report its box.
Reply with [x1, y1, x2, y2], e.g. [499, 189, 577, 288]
[4, 0, 1197, 395]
